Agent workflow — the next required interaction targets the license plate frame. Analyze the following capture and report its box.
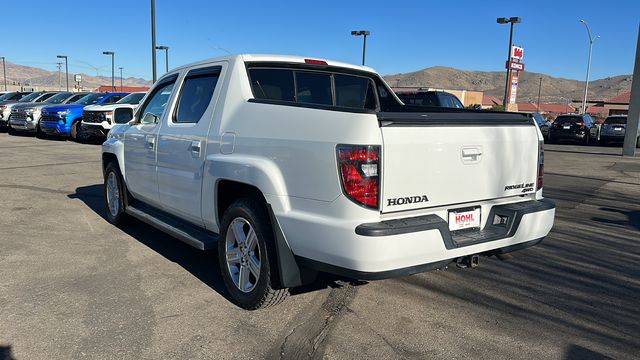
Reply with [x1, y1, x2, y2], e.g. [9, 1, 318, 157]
[448, 206, 481, 233]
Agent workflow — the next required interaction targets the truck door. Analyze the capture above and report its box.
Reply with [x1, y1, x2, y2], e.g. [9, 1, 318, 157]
[124, 75, 178, 206]
[156, 65, 223, 227]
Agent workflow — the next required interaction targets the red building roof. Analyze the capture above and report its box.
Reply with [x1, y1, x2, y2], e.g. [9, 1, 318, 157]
[605, 91, 630, 104]
[516, 103, 575, 114]
[95, 86, 149, 93]
[586, 106, 609, 115]
[482, 94, 501, 106]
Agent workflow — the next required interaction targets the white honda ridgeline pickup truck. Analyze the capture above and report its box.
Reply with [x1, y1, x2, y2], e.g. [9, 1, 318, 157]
[102, 54, 555, 309]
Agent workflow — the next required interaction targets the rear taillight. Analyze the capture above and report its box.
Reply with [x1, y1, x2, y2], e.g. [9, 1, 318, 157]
[337, 145, 380, 209]
[537, 141, 544, 190]
[576, 122, 586, 129]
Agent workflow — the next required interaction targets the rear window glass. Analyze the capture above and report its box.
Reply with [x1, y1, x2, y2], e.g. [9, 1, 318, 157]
[334, 74, 376, 109]
[553, 116, 582, 124]
[604, 117, 626, 125]
[295, 71, 332, 106]
[248, 67, 378, 111]
[250, 69, 295, 102]
[398, 92, 438, 106]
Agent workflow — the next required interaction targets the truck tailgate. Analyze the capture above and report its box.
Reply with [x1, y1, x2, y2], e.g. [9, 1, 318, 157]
[379, 111, 539, 213]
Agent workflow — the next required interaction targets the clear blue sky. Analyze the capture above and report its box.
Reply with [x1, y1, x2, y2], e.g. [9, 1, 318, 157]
[2, 0, 638, 81]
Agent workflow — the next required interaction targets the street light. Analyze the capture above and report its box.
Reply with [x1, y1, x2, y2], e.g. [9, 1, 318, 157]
[0, 57, 6, 91]
[155, 45, 169, 73]
[497, 16, 521, 110]
[351, 30, 370, 66]
[102, 51, 115, 91]
[151, 0, 157, 82]
[56, 55, 69, 91]
[119, 67, 124, 91]
[579, 20, 600, 114]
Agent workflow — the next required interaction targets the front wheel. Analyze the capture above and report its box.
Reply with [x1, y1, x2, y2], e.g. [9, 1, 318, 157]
[104, 162, 128, 225]
[218, 198, 288, 310]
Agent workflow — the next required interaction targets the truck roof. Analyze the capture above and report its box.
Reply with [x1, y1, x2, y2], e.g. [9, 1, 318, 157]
[169, 54, 377, 75]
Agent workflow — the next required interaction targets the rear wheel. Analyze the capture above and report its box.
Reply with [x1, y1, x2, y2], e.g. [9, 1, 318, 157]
[218, 198, 288, 310]
[636, 136, 640, 148]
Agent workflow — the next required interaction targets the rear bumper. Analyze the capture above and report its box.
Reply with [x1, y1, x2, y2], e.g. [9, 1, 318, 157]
[599, 134, 625, 142]
[550, 131, 587, 140]
[283, 198, 555, 278]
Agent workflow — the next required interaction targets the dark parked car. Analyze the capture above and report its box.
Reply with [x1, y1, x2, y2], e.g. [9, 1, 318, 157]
[549, 114, 598, 145]
[599, 115, 628, 145]
[532, 113, 550, 140]
[396, 90, 464, 108]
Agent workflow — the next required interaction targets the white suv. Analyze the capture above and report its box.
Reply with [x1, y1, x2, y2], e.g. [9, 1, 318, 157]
[102, 54, 555, 309]
[81, 92, 146, 138]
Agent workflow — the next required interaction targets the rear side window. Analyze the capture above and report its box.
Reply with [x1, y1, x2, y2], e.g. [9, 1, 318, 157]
[250, 69, 295, 102]
[174, 67, 220, 123]
[334, 74, 376, 109]
[248, 67, 378, 111]
[554, 116, 582, 124]
[604, 117, 626, 125]
[295, 71, 332, 105]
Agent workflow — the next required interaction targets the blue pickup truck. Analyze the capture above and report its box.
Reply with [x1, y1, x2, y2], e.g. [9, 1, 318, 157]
[40, 92, 127, 140]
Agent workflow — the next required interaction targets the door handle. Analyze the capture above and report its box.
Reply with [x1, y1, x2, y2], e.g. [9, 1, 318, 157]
[146, 135, 155, 150]
[191, 140, 201, 157]
[461, 146, 483, 164]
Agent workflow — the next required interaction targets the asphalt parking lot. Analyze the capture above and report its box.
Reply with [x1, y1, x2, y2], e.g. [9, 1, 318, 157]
[0, 132, 639, 360]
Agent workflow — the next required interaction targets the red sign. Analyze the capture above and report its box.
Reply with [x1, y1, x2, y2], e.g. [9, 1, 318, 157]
[511, 46, 524, 60]
[506, 61, 525, 71]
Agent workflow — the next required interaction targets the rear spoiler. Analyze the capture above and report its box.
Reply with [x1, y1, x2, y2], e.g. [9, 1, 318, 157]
[378, 108, 534, 127]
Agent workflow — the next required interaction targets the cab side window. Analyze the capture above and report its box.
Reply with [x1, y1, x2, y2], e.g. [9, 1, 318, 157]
[137, 77, 177, 124]
[173, 67, 221, 123]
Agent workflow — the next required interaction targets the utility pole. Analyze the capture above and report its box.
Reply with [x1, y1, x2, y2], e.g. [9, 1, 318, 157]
[1, 57, 6, 91]
[151, 0, 157, 82]
[579, 20, 600, 114]
[623, 26, 640, 156]
[56, 62, 62, 91]
[536, 77, 542, 112]
[119, 67, 123, 91]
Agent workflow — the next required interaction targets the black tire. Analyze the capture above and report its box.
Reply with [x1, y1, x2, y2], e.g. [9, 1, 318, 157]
[36, 123, 44, 138]
[637, 136, 640, 149]
[583, 133, 590, 146]
[103, 162, 129, 225]
[70, 120, 80, 141]
[218, 198, 288, 310]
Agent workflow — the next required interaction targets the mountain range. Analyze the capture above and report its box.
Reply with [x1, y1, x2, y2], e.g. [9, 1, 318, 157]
[383, 66, 632, 104]
[1, 61, 152, 90]
[1, 61, 632, 104]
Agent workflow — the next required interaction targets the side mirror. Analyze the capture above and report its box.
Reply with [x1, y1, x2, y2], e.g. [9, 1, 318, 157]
[141, 112, 159, 125]
[114, 108, 134, 124]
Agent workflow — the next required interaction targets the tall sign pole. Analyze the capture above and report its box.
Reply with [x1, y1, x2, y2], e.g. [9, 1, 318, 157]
[623, 26, 640, 156]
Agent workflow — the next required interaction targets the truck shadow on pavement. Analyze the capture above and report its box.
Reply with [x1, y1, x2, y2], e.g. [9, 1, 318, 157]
[68, 184, 346, 304]
[0, 345, 15, 360]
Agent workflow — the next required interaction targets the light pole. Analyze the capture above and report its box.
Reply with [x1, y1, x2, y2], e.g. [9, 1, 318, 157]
[103, 51, 115, 91]
[497, 17, 521, 110]
[155, 45, 169, 73]
[57, 55, 69, 91]
[0, 57, 6, 91]
[151, 0, 157, 82]
[579, 20, 600, 114]
[56, 62, 63, 91]
[119, 67, 124, 91]
[351, 30, 370, 66]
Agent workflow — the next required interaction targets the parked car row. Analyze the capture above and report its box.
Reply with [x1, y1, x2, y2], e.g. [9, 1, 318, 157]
[0, 90, 146, 141]
[545, 113, 639, 147]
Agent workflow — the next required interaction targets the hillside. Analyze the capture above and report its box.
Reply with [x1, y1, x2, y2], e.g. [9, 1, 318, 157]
[1, 61, 152, 90]
[383, 66, 632, 104]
